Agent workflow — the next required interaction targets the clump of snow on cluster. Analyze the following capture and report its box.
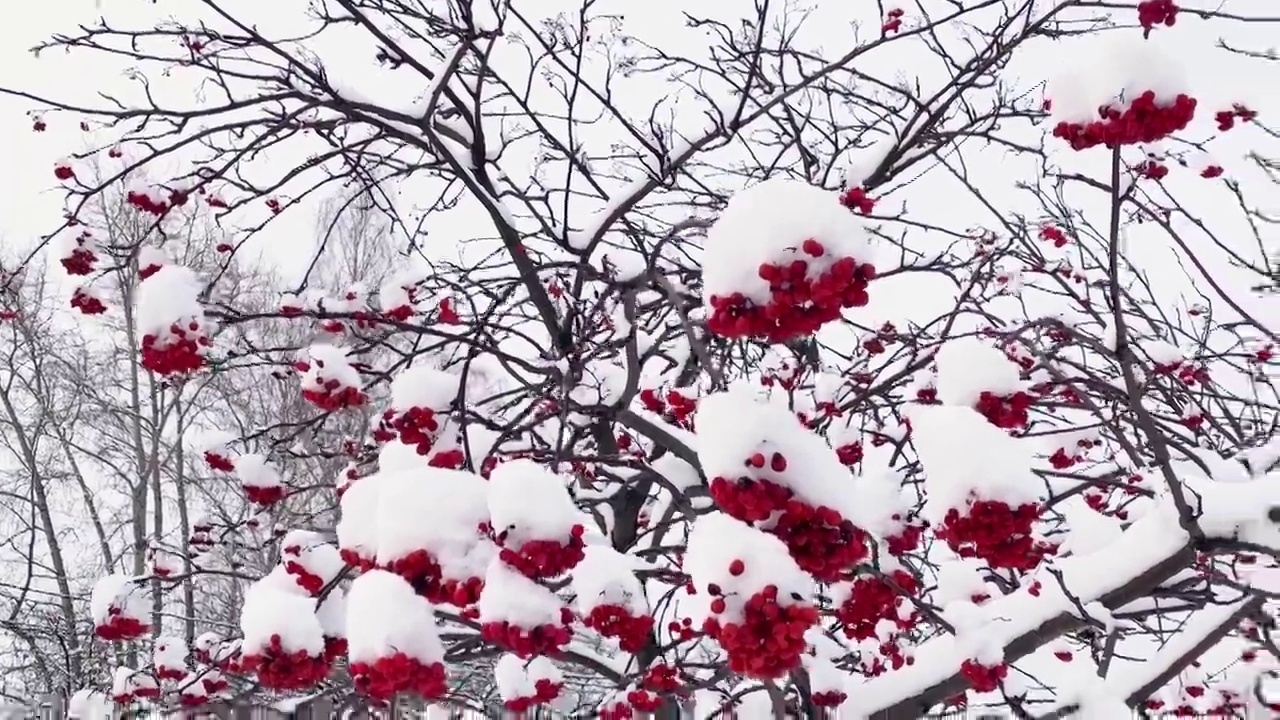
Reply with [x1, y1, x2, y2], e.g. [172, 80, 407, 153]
[389, 364, 460, 412]
[934, 558, 990, 605]
[571, 544, 648, 616]
[701, 178, 875, 305]
[298, 343, 363, 391]
[684, 513, 814, 622]
[336, 470, 383, 561]
[67, 688, 112, 718]
[934, 337, 1024, 406]
[345, 570, 444, 664]
[495, 654, 563, 701]
[487, 460, 582, 543]
[907, 404, 1042, 519]
[154, 636, 188, 673]
[135, 264, 208, 338]
[375, 467, 491, 574]
[317, 587, 347, 640]
[477, 559, 566, 627]
[1057, 497, 1124, 555]
[281, 530, 345, 589]
[1047, 33, 1190, 124]
[696, 386, 900, 531]
[136, 245, 168, 272]
[236, 453, 282, 490]
[90, 574, 147, 626]
[239, 577, 324, 656]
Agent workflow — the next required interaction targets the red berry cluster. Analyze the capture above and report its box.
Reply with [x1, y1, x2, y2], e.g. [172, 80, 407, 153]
[495, 525, 587, 580]
[71, 288, 106, 315]
[323, 636, 348, 662]
[770, 499, 870, 582]
[378, 406, 443, 452]
[480, 619, 573, 658]
[54, 162, 75, 181]
[434, 575, 485, 607]
[582, 604, 655, 653]
[348, 653, 447, 700]
[959, 659, 1007, 693]
[835, 570, 919, 643]
[1137, 159, 1168, 180]
[60, 244, 97, 276]
[936, 499, 1054, 571]
[974, 391, 1033, 431]
[1039, 226, 1069, 247]
[840, 187, 877, 215]
[702, 585, 819, 678]
[1215, 103, 1257, 131]
[706, 252, 875, 344]
[301, 383, 366, 410]
[836, 441, 863, 466]
[204, 451, 235, 472]
[283, 560, 325, 596]
[625, 688, 662, 712]
[339, 548, 377, 573]
[238, 636, 330, 690]
[95, 611, 149, 641]
[599, 700, 636, 719]
[127, 187, 189, 216]
[881, 7, 904, 33]
[141, 323, 211, 376]
[642, 663, 683, 696]
[504, 678, 563, 713]
[1137, 0, 1177, 34]
[1052, 91, 1197, 150]
[813, 690, 848, 707]
[638, 388, 698, 430]
[243, 484, 285, 506]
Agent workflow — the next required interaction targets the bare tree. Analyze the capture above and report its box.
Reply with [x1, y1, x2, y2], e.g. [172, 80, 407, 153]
[0, 0, 1278, 717]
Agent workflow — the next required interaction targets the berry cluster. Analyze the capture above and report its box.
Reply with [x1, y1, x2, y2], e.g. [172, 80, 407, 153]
[835, 570, 919, 643]
[54, 160, 75, 181]
[959, 659, 1008, 693]
[238, 636, 331, 690]
[204, 451, 235, 472]
[71, 288, 106, 315]
[706, 252, 875, 344]
[881, 7, 904, 34]
[382, 549, 481, 606]
[599, 700, 637, 719]
[141, 322, 211, 375]
[348, 653, 448, 700]
[503, 678, 563, 713]
[434, 575, 485, 607]
[60, 239, 97, 276]
[242, 483, 285, 506]
[282, 560, 325, 596]
[1137, 0, 1178, 34]
[813, 689, 848, 707]
[1052, 91, 1197, 150]
[1215, 103, 1257, 131]
[95, 610, 149, 641]
[479, 618, 573, 658]
[582, 604, 655, 653]
[769, 499, 870, 583]
[840, 187, 877, 215]
[154, 664, 186, 682]
[375, 406, 443, 452]
[638, 388, 698, 430]
[495, 524, 587, 580]
[1039, 226, 1069, 247]
[974, 391, 1034, 431]
[936, 499, 1054, 571]
[642, 663, 683, 696]
[702, 585, 818, 678]
[127, 187, 188, 216]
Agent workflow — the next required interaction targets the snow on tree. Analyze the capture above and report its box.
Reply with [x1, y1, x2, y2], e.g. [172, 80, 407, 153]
[1, 0, 1278, 716]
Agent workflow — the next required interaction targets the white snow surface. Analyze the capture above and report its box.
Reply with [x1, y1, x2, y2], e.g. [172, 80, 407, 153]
[239, 577, 325, 656]
[477, 559, 566, 627]
[317, 588, 347, 639]
[136, 245, 168, 271]
[701, 177, 875, 305]
[345, 570, 444, 664]
[281, 530, 345, 589]
[934, 558, 990, 605]
[90, 574, 147, 625]
[236, 453, 282, 489]
[487, 459, 582, 543]
[571, 544, 649, 615]
[68, 688, 112, 718]
[389, 364, 460, 411]
[907, 404, 1043, 519]
[374, 467, 491, 576]
[495, 654, 563, 700]
[1047, 33, 1190, 124]
[135, 264, 206, 338]
[684, 513, 814, 622]
[934, 337, 1025, 406]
